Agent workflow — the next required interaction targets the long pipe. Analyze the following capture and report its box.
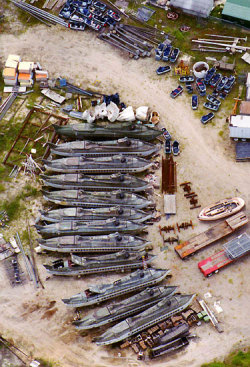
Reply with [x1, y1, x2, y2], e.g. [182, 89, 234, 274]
[192, 39, 250, 51]
[205, 34, 247, 41]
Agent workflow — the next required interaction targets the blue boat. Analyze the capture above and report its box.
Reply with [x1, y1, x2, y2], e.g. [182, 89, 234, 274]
[191, 95, 198, 110]
[162, 45, 172, 62]
[196, 78, 206, 96]
[224, 75, 235, 90]
[170, 85, 183, 98]
[169, 48, 180, 63]
[201, 112, 215, 124]
[203, 102, 219, 112]
[204, 67, 216, 84]
[216, 76, 228, 91]
[207, 95, 221, 106]
[210, 73, 222, 88]
[156, 66, 171, 75]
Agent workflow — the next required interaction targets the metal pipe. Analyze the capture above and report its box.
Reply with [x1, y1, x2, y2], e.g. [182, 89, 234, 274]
[110, 32, 148, 56]
[15, 232, 33, 282]
[205, 34, 247, 41]
[192, 39, 250, 51]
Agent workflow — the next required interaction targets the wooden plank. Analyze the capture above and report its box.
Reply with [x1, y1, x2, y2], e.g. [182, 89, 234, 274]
[175, 212, 248, 259]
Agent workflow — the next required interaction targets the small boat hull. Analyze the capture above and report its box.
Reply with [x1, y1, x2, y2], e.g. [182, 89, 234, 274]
[198, 197, 245, 221]
[38, 234, 150, 253]
[35, 219, 146, 237]
[42, 190, 154, 209]
[53, 123, 162, 142]
[43, 155, 153, 174]
[44, 252, 156, 276]
[38, 207, 153, 223]
[49, 139, 160, 157]
[62, 268, 171, 307]
[40, 173, 150, 192]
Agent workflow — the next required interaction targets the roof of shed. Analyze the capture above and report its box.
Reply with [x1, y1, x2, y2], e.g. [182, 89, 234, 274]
[222, 0, 250, 22]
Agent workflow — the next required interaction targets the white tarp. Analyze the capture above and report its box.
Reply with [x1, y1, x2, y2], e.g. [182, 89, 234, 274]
[94, 102, 107, 119]
[136, 106, 149, 121]
[107, 102, 120, 122]
[117, 106, 135, 121]
[82, 108, 95, 123]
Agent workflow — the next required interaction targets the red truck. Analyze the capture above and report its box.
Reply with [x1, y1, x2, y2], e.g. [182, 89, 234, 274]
[198, 233, 250, 277]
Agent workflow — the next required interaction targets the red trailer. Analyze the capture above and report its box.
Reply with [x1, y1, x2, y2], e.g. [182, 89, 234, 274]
[198, 233, 250, 277]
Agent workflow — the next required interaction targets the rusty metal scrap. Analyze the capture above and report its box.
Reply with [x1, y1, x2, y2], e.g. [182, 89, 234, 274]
[161, 156, 177, 194]
[3, 107, 69, 171]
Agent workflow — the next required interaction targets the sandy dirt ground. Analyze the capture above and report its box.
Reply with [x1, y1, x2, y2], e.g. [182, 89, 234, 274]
[0, 24, 250, 367]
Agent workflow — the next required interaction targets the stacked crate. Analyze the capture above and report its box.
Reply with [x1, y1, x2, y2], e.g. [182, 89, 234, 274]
[18, 61, 34, 87]
[2, 55, 20, 86]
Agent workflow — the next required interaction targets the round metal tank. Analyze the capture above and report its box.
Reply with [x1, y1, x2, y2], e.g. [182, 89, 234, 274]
[193, 61, 209, 79]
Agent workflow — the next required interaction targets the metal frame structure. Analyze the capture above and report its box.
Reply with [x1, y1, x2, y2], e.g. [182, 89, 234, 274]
[3, 107, 69, 170]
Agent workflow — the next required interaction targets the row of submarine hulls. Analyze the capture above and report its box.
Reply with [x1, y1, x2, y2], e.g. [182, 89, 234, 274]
[94, 294, 195, 345]
[73, 285, 177, 330]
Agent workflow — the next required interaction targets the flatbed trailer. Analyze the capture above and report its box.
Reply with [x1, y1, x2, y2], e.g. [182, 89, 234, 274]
[175, 212, 248, 259]
[198, 233, 250, 277]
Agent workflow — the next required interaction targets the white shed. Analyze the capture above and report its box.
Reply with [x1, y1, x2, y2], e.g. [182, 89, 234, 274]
[169, 0, 213, 18]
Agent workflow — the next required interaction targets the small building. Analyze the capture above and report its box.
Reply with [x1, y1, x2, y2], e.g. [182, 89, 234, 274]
[229, 114, 250, 140]
[222, 0, 250, 27]
[169, 0, 213, 18]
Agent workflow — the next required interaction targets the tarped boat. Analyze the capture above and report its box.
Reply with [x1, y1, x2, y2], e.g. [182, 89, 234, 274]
[37, 233, 150, 253]
[43, 155, 153, 174]
[198, 197, 245, 221]
[62, 268, 170, 307]
[38, 207, 153, 223]
[49, 138, 160, 157]
[94, 294, 195, 345]
[42, 190, 154, 209]
[73, 286, 177, 330]
[35, 218, 146, 237]
[44, 251, 155, 276]
[53, 122, 162, 141]
[40, 173, 150, 192]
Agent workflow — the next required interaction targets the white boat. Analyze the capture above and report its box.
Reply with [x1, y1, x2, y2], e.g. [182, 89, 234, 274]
[198, 197, 245, 221]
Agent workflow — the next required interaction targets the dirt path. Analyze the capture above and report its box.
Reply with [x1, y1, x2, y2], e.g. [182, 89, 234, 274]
[0, 25, 250, 367]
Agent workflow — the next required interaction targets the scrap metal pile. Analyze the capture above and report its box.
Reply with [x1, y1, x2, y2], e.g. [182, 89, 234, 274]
[11, 0, 172, 59]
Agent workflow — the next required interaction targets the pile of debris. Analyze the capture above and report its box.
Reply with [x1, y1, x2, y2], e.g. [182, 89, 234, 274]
[119, 306, 199, 359]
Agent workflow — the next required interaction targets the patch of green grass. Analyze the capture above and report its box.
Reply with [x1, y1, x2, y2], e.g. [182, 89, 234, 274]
[228, 278, 233, 284]
[37, 358, 60, 367]
[0, 183, 6, 192]
[0, 183, 39, 222]
[202, 350, 250, 367]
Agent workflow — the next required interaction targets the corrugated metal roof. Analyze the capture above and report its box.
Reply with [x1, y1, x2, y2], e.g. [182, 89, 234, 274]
[169, 0, 213, 18]
[222, 0, 250, 22]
